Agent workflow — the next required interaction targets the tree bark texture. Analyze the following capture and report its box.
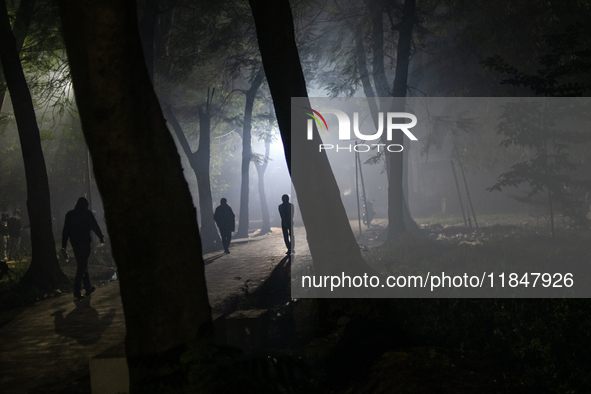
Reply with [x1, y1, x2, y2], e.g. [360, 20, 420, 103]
[236, 67, 265, 238]
[0, 0, 68, 290]
[249, 0, 379, 281]
[59, 1, 212, 390]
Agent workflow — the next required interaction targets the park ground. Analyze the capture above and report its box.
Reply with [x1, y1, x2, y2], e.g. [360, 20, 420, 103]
[1, 214, 590, 393]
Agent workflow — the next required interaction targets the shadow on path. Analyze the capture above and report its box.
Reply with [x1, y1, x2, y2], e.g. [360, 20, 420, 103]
[51, 301, 116, 346]
[252, 255, 291, 308]
[204, 253, 226, 266]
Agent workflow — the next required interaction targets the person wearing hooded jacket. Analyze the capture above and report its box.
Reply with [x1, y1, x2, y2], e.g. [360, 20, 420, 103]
[214, 198, 235, 254]
[62, 197, 105, 300]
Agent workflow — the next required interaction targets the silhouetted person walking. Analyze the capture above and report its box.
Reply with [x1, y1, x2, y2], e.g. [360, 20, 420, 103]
[278, 194, 294, 254]
[62, 197, 105, 300]
[214, 198, 235, 254]
[6, 209, 22, 260]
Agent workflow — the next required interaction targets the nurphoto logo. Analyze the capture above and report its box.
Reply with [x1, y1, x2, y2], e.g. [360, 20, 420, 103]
[303, 107, 418, 152]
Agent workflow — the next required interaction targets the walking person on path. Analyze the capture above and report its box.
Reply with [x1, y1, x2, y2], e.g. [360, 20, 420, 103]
[62, 197, 105, 300]
[278, 194, 294, 255]
[214, 198, 235, 254]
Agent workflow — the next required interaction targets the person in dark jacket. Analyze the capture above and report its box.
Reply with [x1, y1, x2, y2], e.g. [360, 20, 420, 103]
[278, 194, 294, 255]
[214, 198, 235, 254]
[62, 197, 105, 300]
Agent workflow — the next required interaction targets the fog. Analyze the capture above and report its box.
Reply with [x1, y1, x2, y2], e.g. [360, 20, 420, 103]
[1, 0, 590, 250]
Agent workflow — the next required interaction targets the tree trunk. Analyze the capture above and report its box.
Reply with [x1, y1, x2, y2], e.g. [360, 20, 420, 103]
[249, 0, 379, 282]
[0, 0, 36, 110]
[163, 101, 222, 253]
[0, 0, 68, 290]
[369, 0, 390, 98]
[254, 133, 271, 235]
[59, 1, 212, 391]
[387, 0, 415, 240]
[194, 97, 222, 252]
[138, 0, 159, 83]
[363, 0, 420, 240]
[235, 67, 265, 238]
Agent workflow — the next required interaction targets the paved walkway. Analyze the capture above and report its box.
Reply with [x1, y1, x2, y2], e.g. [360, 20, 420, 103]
[0, 227, 309, 394]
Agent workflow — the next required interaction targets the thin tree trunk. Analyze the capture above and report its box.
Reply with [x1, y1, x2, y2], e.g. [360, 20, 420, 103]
[356, 150, 362, 234]
[60, 1, 212, 391]
[195, 96, 221, 251]
[369, 0, 390, 98]
[236, 67, 265, 238]
[254, 104, 275, 236]
[254, 137, 271, 235]
[354, 22, 380, 127]
[357, 152, 371, 228]
[543, 140, 555, 236]
[163, 101, 222, 253]
[455, 150, 478, 229]
[548, 186, 555, 237]
[387, 0, 415, 240]
[0, 0, 68, 290]
[450, 159, 468, 227]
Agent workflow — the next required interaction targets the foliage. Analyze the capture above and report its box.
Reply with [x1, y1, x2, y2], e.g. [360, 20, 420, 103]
[296, 0, 430, 98]
[16, 0, 75, 117]
[482, 25, 591, 97]
[486, 100, 591, 234]
[0, 0, 91, 219]
[152, 0, 274, 204]
[482, 26, 591, 234]
[423, 0, 591, 96]
[364, 228, 591, 392]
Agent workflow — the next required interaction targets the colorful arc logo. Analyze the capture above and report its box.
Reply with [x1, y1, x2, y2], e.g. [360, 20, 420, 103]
[303, 107, 328, 132]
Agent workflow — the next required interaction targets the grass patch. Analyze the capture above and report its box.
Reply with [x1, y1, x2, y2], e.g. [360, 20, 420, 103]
[365, 226, 590, 296]
[415, 212, 552, 227]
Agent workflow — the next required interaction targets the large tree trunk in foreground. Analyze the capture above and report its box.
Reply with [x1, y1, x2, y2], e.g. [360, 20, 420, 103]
[236, 67, 265, 239]
[249, 0, 379, 282]
[60, 0, 212, 390]
[0, 0, 36, 110]
[138, 0, 159, 82]
[0, 0, 68, 290]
